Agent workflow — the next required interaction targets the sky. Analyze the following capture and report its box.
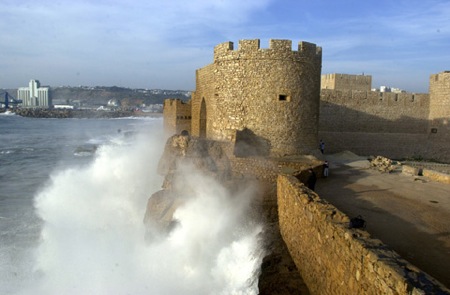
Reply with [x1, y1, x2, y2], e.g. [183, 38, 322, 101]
[1, 0, 449, 93]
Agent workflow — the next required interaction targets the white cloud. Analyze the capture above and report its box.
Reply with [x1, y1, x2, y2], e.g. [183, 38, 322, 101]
[1, 0, 448, 91]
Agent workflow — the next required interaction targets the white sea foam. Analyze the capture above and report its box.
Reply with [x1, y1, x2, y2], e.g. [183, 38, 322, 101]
[16, 129, 264, 294]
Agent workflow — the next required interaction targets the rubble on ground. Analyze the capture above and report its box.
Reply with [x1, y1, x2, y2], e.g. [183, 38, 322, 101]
[370, 156, 396, 173]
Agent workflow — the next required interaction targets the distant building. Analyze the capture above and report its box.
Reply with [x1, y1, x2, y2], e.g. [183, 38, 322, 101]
[17, 80, 50, 108]
[377, 86, 405, 93]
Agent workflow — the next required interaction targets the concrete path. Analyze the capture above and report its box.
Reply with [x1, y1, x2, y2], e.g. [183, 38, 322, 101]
[314, 158, 450, 288]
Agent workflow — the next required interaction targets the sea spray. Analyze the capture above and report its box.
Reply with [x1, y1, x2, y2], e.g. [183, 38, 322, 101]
[20, 128, 264, 294]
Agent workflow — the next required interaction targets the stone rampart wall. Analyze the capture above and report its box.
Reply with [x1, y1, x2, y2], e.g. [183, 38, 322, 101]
[277, 174, 450, 295]
[320, 90, 429, 133]
[230, 157, 321, 183]
[318, 131, 450, 163]
[163, 99, 191, 135]
[319, 87, 450, 163]
[318, 131, 428, 159]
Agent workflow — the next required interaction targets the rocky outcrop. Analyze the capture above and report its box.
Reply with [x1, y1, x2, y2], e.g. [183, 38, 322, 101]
[143, 134, 317, 294]
[144, 134, 234, 234]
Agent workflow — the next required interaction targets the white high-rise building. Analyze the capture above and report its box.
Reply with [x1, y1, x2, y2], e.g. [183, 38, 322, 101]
[17, 79, 50, 108]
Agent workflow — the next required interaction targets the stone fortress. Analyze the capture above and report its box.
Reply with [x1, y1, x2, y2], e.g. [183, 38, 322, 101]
[165, 39, 449, 163]
[156, 39, 450, 294]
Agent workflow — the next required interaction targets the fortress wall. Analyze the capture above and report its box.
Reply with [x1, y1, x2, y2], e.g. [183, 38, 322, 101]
[320, 90, 430, 133]
[163, 99, 191, 135]
[277, 174, 450, 295]
[229, 157, 321, 183]
[318, 131, 439, 160]
[196, 39, 323, 156]
[191, 64, 215, 137]
[318, 74, 450, 163]
[318, 89, 450, 161]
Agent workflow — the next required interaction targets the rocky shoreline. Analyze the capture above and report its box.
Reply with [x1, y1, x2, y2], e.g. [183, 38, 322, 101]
[144, 134, 317, 294]
[5, 108, 162, 119]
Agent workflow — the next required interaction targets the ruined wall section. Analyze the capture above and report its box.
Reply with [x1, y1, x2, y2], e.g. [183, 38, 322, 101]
[163, 99, 192, 135]
[277, 174, 450, 295]
[321, 73, 372, 91]
[201, 39, 322, 156]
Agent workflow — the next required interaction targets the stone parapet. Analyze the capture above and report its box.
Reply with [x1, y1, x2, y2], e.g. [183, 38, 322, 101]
[277, 174, 450, 295]
[423, 169, 450, 184]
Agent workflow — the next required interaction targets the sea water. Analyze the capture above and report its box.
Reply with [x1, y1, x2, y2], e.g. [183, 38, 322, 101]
[0, 114, 263, 295]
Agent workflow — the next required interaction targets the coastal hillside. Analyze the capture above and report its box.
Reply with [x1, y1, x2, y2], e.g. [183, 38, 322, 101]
[50, 86, 190, 108]
[1, 86, 190, 109]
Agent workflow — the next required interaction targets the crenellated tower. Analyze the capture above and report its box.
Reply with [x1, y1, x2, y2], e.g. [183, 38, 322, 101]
[427, 71, 450, 160]
[429, 71, 450, 133]
[191, 39, 322, 157]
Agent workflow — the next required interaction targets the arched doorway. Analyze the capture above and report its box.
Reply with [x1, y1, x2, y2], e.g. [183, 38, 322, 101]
[200, 98, 207, 138]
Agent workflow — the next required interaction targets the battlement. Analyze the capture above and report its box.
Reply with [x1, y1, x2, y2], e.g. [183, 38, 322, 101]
[321, 89, 429, 107]
[322, 73, 372, 82]
[321, 73, 372, 91]
[214, 39, 322, 62]
[164, 98, 188, 107]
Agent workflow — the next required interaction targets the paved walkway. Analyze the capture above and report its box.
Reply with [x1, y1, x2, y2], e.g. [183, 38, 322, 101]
[314, 158, 450, 288]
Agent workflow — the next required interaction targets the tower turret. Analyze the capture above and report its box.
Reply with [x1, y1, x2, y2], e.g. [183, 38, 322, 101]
[191, 39, 322, 157]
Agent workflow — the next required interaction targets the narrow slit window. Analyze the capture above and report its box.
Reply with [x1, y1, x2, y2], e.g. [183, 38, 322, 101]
[278, 94, 290, 101]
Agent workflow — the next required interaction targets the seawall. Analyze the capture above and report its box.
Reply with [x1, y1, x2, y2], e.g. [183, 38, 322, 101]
[277, 174, 450, 295]
[10, 108, 160, 118]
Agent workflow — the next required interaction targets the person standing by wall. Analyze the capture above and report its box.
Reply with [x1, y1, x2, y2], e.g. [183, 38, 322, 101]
[319, 140, 325, 154]
[323, 160, 329, 177]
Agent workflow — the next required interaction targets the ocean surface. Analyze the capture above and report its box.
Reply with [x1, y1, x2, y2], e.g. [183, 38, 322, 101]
[0, 113, 263, 295]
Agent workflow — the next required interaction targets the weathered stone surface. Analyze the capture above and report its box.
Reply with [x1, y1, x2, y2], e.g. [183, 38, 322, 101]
[277, 174, 450, 295]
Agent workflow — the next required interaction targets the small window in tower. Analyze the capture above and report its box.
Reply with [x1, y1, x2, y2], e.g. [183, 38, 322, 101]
[278, 94, 290, 101]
